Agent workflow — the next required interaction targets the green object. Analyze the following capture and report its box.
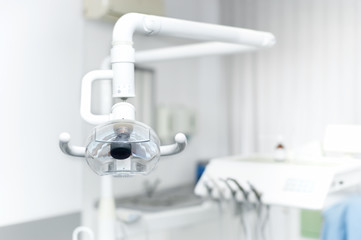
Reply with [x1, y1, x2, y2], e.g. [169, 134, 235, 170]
[300, 209, 323, 238]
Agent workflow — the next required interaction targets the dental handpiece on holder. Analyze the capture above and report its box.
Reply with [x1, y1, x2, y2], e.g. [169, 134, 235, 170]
[199, 175, 263, 204]
[197, 176, 269, 240]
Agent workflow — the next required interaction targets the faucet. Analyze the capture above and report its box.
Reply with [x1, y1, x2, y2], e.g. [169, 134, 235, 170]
[143, 179, 161, 198]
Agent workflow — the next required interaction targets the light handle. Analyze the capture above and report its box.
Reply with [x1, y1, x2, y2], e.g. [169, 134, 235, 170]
[59, 132, 187, 158]
[160, 133, 187, 156]
[80, 70, 113, 125]
[59, 132, 86, 157]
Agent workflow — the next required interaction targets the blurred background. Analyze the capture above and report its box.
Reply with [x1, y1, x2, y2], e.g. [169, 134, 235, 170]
[1, 0, 361, 239]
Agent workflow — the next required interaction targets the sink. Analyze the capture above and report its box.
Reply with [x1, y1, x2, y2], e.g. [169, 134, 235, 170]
[114, 185, 203, 212]
[107, 184, 220, 239]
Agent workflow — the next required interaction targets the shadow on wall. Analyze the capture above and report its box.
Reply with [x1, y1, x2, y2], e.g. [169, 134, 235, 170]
[0, 213, 80, 240]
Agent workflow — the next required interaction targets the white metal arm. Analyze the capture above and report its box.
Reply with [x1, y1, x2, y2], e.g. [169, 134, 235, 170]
[112, 13, 275, 47]
[135, 42, 255, 63]
[59, 133, 86, 157]
[110, 13, 275, 99]
[80, 13, 276, 124]
[160, 133, 187, 156]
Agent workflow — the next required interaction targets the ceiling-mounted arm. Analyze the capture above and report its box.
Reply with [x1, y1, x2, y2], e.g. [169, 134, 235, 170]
[110, 13, 276, 99]
[135, 42, 255, 63]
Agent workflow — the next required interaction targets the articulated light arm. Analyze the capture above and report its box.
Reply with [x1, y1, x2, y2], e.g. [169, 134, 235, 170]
[78, 12, 276, 121]
[59, 13, 276, 159]
[135, 42, 255, 63]
[110, 13, 275, 99]
[112, 13, 275, 46]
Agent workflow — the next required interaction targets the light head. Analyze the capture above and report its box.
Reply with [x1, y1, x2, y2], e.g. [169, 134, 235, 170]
[85, 120, 161, 177]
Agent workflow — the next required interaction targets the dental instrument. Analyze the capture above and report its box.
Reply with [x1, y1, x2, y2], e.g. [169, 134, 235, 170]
[220, 178, 237, 200]
[248, 181, 262, 203]
[227, 178, 249, 202]
[247, 181, 268, 240]
[225, 178, 250, 240]
[203, 181, 214, 198]
[221, 178, 248, 240]
[58, 12, 275, 240]
[195, 154, 361, 210]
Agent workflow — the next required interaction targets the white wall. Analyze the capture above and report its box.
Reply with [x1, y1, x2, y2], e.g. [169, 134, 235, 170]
[0, 0, 84, 226]
[223, 0, 361, 154]
[222, 0, 361, 239]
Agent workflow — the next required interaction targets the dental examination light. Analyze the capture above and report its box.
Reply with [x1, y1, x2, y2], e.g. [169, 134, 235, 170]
[59, 13, 275, 177]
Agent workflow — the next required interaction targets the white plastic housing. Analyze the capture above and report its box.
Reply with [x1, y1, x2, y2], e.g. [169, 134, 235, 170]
[111, 102, 135, 120]
[112, 63, 135, 98]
